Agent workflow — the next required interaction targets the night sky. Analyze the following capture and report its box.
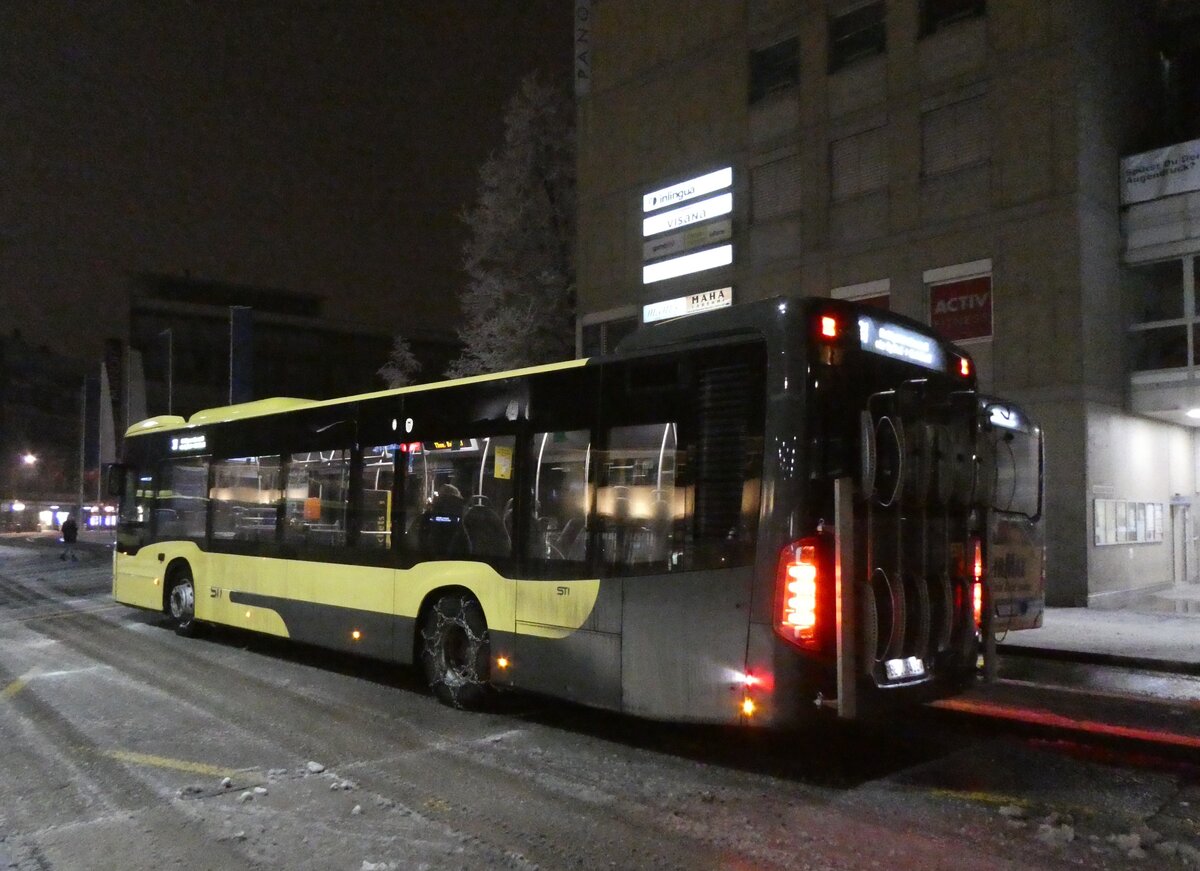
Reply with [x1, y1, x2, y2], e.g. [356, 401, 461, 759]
[0, 2, 573, 363]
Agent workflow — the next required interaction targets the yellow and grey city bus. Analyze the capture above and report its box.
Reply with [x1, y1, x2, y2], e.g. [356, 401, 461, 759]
[107, 297, 1043, 726]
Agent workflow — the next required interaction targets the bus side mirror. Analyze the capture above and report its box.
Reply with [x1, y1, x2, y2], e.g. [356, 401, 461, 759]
[103, 463, 127, 499]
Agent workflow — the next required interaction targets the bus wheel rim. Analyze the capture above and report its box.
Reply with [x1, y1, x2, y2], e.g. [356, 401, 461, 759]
[170, 580, 194, 623]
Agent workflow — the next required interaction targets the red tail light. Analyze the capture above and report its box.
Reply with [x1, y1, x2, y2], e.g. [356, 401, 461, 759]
[777, 539, 820, 647]
[972, 537, 983, 629]
[958, 355, 971, 377]
[820, 315, 839, 338]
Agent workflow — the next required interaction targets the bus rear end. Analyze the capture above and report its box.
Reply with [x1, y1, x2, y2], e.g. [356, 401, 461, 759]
[754, 300, 1043, 722]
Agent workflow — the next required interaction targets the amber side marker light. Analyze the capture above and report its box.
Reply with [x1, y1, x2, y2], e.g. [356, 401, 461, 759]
[741, 697, 757, 717]
[496, 656, 510, 670]
[351, 629, 362, 641]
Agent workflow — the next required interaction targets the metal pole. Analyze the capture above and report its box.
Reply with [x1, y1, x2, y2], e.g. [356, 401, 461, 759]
[160, 328, 173, 415]
[77, 375, 86, 518]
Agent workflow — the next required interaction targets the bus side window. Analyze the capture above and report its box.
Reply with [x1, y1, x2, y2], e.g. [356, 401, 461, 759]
[357, 445, 396, 549]
[284, 451, 351, 547]
[527, 430, 591, 563]
[154, 456, 209, 543]
[117, 468, 154, 552]
[403, 436, 514, 560]
[210, 456, 283, 542]
[595, 423, 682, 573]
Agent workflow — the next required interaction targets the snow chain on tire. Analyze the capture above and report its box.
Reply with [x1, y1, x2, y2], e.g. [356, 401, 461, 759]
[421, 594, 491, 710]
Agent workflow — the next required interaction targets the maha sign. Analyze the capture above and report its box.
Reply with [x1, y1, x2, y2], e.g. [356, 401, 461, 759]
[929, 275, 992, 342]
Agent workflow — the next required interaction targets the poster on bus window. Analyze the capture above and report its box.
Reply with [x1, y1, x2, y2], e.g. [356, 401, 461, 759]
[989, 514, 1044, 632]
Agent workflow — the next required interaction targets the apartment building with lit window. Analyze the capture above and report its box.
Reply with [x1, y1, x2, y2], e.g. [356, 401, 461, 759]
[574, 0, 1200, 608]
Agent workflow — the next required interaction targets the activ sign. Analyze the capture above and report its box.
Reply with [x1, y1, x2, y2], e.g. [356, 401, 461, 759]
[929, 275, 992, 342]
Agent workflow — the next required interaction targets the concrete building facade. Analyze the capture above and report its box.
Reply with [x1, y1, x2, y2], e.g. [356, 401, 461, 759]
[574, 0, 1200, 608]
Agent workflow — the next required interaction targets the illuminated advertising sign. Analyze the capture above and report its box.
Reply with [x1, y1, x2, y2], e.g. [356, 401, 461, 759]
[642, 245, 733, 285]
[643, 218, 732, 261]
[857, 316, 944, 371]
[642, 193, 732, 238]
[642, 167, 732, 213]
[643, 287, 733, 323]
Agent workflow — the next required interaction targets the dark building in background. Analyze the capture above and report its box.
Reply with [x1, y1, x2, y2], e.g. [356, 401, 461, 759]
[0, 331, 89, 526]
[574, 0, 1200, 609]
[129, 273, 458, 421]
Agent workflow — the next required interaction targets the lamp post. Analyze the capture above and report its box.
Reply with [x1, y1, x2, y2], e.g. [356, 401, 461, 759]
[19, 452, 38, 529]
[159, 327, 173, 415]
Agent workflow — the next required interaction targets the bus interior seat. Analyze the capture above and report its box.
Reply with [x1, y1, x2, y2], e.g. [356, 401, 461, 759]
[463, 504, 510, 557]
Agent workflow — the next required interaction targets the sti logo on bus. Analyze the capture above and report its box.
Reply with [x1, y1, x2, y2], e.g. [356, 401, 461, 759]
[170, 434, 207, 452]
[857, 316, 944, 372]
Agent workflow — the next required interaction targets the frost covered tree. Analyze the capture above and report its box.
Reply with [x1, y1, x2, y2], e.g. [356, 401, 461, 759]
[446, 72, 575, 378]
[377, 335, 422, 388]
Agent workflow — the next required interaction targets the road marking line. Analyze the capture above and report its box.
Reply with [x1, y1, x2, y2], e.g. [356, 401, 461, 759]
[929, 789, 1029, 807]
[932, 697, 1200, 750]
[103, 749, 237, 778]
[0, 603, 121, 627]
[1, 678, 28, 699]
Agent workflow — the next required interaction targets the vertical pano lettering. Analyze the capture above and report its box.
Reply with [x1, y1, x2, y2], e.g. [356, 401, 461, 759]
[575, 0, 591, 97]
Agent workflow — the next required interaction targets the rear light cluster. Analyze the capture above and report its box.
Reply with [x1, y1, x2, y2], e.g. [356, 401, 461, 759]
[972, 537, 984, 630]
[777, 538, 821, 648]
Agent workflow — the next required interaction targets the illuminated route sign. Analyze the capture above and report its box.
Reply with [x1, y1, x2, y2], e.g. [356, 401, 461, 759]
[857, 316, 945, 371]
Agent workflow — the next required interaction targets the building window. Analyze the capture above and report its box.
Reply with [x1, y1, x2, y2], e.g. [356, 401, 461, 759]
[1127, 257, 1195, 372]
[919, 0, 985, 37]
[579, 310, 638, 357]
[829, 2, 886, 73]
[830, 126, 888, 201]
[921, 96, 988, 178]
[749, 37, 799, 103]
[832, 278, 890, 310]
[751, 156, 803, 222]
[924, 259, 992, 343]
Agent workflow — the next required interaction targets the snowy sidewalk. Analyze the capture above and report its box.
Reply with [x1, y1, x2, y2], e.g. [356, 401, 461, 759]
[999, 607, 1200, 670]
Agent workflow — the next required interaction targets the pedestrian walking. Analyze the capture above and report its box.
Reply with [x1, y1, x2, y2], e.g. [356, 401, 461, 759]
[60, 514, 79, 561]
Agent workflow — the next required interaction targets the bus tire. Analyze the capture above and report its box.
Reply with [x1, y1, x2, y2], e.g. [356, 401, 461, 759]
[166, 568, 198, 637]
[420, 593, 491, 710]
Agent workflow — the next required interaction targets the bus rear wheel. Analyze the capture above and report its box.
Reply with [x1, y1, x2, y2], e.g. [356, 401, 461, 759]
[420, 594, 491, 709]
[166, 570, 198, 637]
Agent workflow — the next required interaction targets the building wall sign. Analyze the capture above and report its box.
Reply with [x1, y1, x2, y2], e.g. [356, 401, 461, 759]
[1120, 138, 1200, 206]
[643, 287, 733, 323]
[643, 218, 732, 260]
[642, 167, 734, 286]
[643, 245, 733, 285]
[643, 192, 732, 238]
[929, 275, 992, 342]
[643, 167, 733, 213]
[574, 0, 591, 97]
